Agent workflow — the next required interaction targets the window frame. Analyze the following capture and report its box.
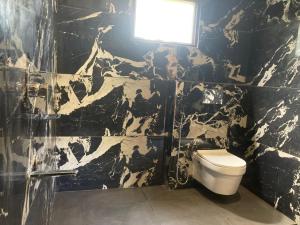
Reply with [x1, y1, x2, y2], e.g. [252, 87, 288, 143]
[132, 0, 199, 47]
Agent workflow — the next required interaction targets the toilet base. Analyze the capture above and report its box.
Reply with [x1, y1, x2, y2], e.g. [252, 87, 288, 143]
[192, 159, 243, 195]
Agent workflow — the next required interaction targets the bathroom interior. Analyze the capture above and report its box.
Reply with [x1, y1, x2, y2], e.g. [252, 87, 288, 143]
[0, 0, 300, 225]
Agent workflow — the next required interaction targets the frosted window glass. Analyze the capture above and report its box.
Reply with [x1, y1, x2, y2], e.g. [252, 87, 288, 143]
[134, 0, 196, 45]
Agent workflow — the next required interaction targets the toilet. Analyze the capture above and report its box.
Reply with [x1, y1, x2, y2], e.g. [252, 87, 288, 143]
[192, 149, 246, 195]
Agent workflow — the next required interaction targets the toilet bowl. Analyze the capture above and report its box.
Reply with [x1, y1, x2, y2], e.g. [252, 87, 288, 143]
[192, 149, 246, 195]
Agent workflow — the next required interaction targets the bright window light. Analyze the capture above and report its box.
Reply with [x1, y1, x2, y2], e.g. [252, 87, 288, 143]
[134, 0, 197, 45]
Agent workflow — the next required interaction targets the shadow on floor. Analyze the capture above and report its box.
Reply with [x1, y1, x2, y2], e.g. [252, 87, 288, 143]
[193, 181, 293, 224]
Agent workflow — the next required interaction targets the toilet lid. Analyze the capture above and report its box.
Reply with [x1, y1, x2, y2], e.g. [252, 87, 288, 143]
[196, 149, 246, 168]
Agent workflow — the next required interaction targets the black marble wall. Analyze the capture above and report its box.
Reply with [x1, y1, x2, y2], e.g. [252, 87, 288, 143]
[0, 68, 58, 225]
[53, 0, 176, 191]
[1, 0, 299, 223]
[53, 0, 257, 192]
[52, 73, 173, 191]
[0, 0, 55, 71]
[0, 0, 57, 224]
[53, 0, 300, 221]
[53, 136, 165, 191]
[167, 0, 300, 222]
[167, 0, 257, 189]
[238, 1, 300, 222]
[166, 0, 258, 193]
[54, 75, 172, 137]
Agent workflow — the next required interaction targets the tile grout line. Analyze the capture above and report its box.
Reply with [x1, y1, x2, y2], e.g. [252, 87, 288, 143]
[141, 188, 163, 225]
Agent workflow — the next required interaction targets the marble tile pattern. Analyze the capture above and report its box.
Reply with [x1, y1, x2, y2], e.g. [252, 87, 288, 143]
[237, 87, 300, 158]
[53, 0, 300, 222]
[54, 74, 173, 136]
[243, 1, 300, 222]
[173, 82, 247, 145]
[0, 69, 27, 224]
[1, 0, 300, 223]
[52, 136, 165, 191]
[0, 69, 172, 192]
[0, 0, 55, 72]
[169, 83, 300, 221]
[53, 0, 258, 202]
[54, 0, 260, 83]
[242, 144, 300, 222]
[248, 1, 300, 88]
[0, 67, 57, 225]
[1, 0, 56, 224]
[228, 86, 300, 222]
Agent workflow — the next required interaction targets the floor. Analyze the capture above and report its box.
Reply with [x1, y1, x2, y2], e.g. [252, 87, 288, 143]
[50, 185, 295, 225]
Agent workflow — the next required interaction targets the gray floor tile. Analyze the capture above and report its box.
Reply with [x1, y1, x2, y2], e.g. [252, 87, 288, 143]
[80, 202, 156, 225]
[50, 185, 295, 225]
[142, 185, 200, 201]
[50, 204, 84, 225]
[122, 202, 157, 225]
[83, 188, 146, 208]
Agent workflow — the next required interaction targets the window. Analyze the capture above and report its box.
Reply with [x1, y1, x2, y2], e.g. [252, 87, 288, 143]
[134, 0, 197, 45]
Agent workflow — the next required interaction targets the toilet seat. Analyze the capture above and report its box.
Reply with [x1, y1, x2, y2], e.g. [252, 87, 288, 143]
[193, 149, 246, 176]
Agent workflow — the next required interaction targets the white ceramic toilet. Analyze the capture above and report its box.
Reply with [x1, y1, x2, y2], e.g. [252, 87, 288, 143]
[192, 149, 246, 195]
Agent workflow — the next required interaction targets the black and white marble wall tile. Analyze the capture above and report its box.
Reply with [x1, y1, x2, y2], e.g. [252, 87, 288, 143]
[1, 69, 57, 138]
[0, 137, 5, 218]
[237, 87, 300, 158]
[256, 0, 300, 28]
[246, 0, 300, 88]
[55, 8, 159, 78]
[0, 0, 55, 71]
[54, 74, 172, 136]
[0, 70, 4, 183]
[0, 68, 29, 176]
[174, 82, 247, 147]
[192, 0, 263, 84]
[0, 139, 4, 175]
[243, 143, 300, 222]
[189, 31, 253, 83]
[55, 0, 131, 17]
[56, 7, 218, 81]
[1, 0, 300, 223]
[241, 1, 300, 221]
[0, 0, 5, 67]
[249, 22, 300, 88]
[53, 136, 164, 191]
[55, 0, 259, 83]
[199, 0, 261, 33]
[4, 70, 69, 179]
[225, 84, 300, 221]
[1, 67, 57, 224]
[0, 68, 5, 137]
